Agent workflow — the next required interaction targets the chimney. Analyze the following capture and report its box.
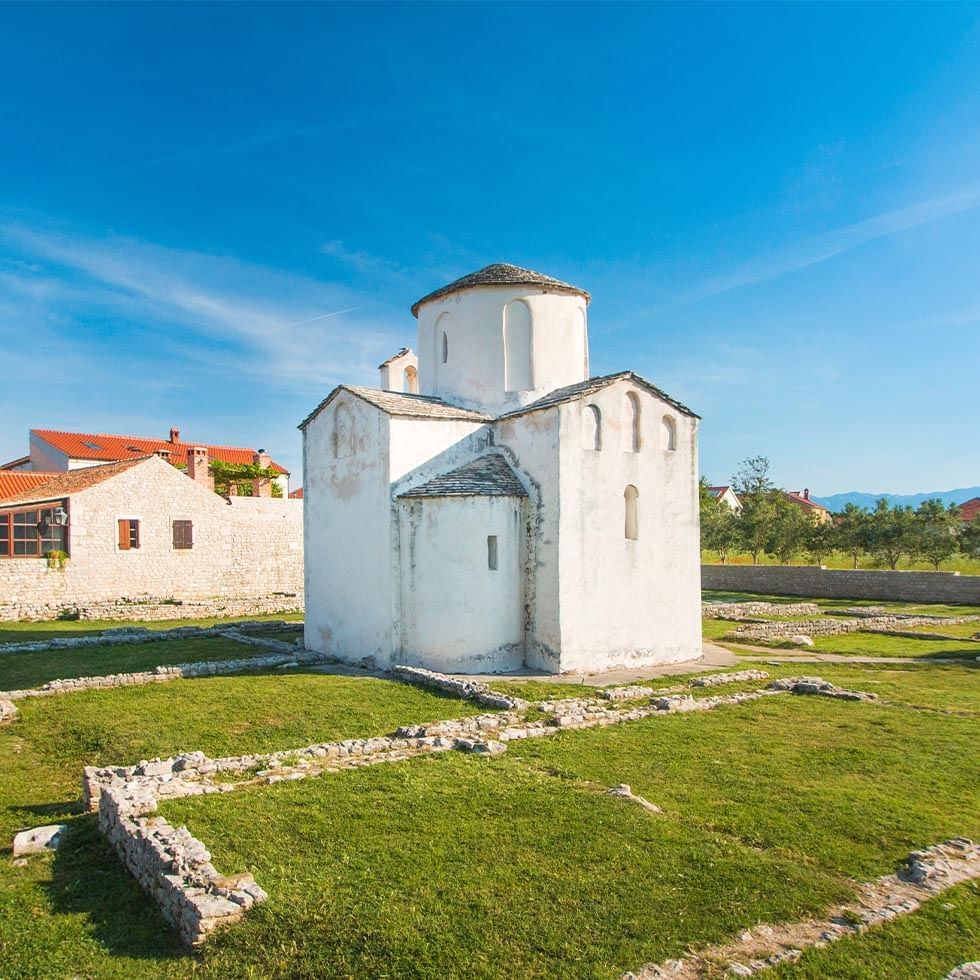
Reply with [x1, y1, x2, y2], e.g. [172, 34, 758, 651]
[252, 449, 273, 498]
[170, 426, 181, 444]
[803, 488, 810, 500]
[154, 448, 171, 461]
[187, 446, 213, 491]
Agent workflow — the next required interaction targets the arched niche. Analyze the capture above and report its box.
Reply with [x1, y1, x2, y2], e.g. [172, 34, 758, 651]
[662, 414, 677, 451]
[404, 364, 419, 394]
[624, 484, 639, 540]
[623, 391, 641, 452]
[333, 402, 355, 459]
[582, 403, 602, 451]
[504, 300, 533, 392]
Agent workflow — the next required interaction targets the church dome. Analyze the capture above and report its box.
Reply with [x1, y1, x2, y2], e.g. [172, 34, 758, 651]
[411, 263, 591, 318]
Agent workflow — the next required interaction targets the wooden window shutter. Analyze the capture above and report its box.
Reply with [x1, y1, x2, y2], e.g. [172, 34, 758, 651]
[118, 519, 130, 550]
[173, 520, 193, 549]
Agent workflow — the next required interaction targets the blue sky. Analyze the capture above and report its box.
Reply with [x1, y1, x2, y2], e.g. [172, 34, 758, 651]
[1, 2, 978, 494]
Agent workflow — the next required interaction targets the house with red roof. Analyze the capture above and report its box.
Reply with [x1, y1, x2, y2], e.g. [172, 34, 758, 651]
[0, 454, 302, 622]
[707, 485, 742, 513]
[959, 497, 980, 524]
[784, 488, 832, 523]
[2, 426, 290, 497]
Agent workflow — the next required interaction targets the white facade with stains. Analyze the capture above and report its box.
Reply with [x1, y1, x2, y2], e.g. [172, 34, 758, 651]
[301, 264, 702, 674]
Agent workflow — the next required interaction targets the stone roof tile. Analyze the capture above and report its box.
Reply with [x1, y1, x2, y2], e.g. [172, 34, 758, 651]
[496, 371, 699, 420]
[0, 457, 153, 508]
[399, 454, 527, 499]
[299, 386, 492, 430]
[411, 263, 590, 317]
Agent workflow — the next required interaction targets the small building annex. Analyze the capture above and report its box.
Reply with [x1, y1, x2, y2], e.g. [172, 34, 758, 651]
[301, 264, 702, 674]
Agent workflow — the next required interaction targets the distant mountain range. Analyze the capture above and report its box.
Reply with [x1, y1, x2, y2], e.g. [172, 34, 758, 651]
[811, 486, 980, 512]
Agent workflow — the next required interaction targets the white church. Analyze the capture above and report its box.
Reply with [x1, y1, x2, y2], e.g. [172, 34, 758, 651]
[300, 264, 702, 674]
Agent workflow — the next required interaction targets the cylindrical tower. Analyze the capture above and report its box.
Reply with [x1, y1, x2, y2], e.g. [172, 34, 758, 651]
[412, 263, 591, 415]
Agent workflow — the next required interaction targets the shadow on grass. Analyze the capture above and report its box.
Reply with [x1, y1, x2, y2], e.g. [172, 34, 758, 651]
[44, 814, 190, 964]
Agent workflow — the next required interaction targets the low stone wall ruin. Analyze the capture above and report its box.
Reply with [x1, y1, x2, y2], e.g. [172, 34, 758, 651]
[702, 564, 980, 605]
[0, 594, 303, 624]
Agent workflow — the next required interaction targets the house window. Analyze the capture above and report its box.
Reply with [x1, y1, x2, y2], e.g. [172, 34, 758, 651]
[0, 506, 67, 558]
[118, 518, 140, 551]
[172, 520, 193, 550]
[662, 415, 677, 451]
[624, 485, 639, 540]
[487, 535, 498, 570]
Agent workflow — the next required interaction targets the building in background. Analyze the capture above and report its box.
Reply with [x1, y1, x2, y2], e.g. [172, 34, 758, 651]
[0, 455, 302, 622]
[708, 485, 743, 513]
[301, 263, 703, 675]
[784, 489, 832, 523]
[2, 426, 290, 497]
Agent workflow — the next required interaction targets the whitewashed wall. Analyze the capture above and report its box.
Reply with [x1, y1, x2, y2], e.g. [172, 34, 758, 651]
[417, 286, 589, 415]
[555, 381, 702, 671]
[397, 495, 524, 672]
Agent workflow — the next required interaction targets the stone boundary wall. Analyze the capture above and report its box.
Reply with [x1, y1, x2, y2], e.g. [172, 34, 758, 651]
[702, 565, 980, 605]
[0, 619, 299, 655]
[0, 594, 303, 624]
[389, 664, 527, 710]
[1, 648, 328, 709]
[702, 601, 821, 620]
[729, 614, 980, 643]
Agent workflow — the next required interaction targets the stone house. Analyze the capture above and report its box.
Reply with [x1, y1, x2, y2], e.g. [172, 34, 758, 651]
[2, 426, 291, 497]
[301, 263, 703, 675]
[784, 489, 832, 523]
[0, 455, 302, 622]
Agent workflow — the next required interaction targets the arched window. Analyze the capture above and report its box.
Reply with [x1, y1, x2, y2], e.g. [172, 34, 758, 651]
[623, 391, 641, 452]
[333, 403, 354, 459]
[624, 485, 639, 540]
[662, 415, 677, 451]
[582, 403, 602, 451]
[504, 300, 533, 392]
[433, 312, 453, 384]
[403, 365, 419, 394]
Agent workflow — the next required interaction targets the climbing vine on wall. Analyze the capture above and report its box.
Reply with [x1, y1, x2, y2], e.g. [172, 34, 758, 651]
[209, 461, 282, 497]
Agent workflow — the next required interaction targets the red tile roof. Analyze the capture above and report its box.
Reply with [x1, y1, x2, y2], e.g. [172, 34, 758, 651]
[784, 490, 829, 512]
[288, 487, 304, 499]
[0, 458, 151, 508]
[960, 497, 980, 523]
[32, 429, 288, 474]
[0, 471, 61, 502]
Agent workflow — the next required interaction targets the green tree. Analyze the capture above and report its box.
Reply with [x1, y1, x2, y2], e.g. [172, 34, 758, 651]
[959, 516, 980, 559]
[765, 493, 808, 564]
[699, 479, 739, 563]
[867, 499, 915, 570]
[911, 499, 960, 570]
[803, 514, 837, 565]
[835, 503, 870, 569]
[732, 456, 777, 564]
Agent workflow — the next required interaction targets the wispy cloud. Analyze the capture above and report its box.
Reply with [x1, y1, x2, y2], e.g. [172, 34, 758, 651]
[0, 220, 407, 393]
[691, 183, 980, 303]
[604, 183, 980, 333]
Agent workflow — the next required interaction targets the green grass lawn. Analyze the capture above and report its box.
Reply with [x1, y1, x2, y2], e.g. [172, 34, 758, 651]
[0, 610, 303, 645]
[701, 550, 980, 575]
[1, 609, 978, 976]
[703, 590, 980, 618]
[770, 881, 980, 979]
[0, 636, 272, 690]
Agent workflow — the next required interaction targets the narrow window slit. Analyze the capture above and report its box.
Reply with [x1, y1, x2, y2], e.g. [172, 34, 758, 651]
[487, 535, 498, 570]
